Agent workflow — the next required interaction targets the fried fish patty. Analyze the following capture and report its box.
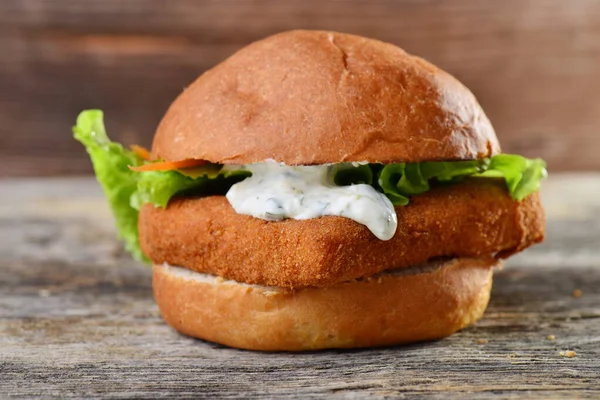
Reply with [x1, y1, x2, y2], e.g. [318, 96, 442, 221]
[139, 179, 544, 288]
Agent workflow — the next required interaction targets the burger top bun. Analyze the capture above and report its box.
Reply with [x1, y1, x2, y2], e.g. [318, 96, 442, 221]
[152, 30, 499, 165]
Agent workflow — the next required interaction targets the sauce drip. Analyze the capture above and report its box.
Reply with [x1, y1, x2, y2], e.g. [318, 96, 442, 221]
[226, 161, 397, 240]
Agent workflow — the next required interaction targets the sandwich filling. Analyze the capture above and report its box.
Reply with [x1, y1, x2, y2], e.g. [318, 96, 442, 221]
[226, 161, 397, 240]
[74, 110, 547, 262]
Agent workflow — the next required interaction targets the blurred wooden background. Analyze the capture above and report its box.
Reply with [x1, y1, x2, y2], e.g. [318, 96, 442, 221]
[1, 0, 599, 176]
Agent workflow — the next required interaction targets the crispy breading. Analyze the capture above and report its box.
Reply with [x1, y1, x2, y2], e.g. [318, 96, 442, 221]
[139, 179, 544, 288]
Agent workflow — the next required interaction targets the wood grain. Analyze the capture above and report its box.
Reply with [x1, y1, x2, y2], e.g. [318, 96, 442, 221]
[1, 1, 599, 176]
[1, 175, 599, 397]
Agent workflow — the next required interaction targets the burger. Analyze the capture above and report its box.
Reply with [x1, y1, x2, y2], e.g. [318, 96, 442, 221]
[74, 30, 546, 351]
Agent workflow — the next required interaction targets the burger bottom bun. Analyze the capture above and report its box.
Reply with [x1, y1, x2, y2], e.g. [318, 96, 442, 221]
[153, 258, 497, 351]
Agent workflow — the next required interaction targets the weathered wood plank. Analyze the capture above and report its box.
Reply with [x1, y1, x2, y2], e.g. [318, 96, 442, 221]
[1, 261, 599, 398]
[0, 175, 599, 397]
[1, 1, 600, 176]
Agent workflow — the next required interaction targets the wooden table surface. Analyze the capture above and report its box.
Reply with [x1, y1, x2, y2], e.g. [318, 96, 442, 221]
[1, 175, 599, 398]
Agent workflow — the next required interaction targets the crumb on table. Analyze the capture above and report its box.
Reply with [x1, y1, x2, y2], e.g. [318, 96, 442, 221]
[559, 350, 577, 358]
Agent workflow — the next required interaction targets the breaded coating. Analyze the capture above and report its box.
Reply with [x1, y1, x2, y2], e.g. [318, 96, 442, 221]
[139, 179, 544, 288]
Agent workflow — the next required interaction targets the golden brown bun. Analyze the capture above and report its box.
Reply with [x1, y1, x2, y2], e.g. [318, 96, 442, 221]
[152, 30, 499, 165]
[139, 180, 544, 288]
[153, 258, 496, 351]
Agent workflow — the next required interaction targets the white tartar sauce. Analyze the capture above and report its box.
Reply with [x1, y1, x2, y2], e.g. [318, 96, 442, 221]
[225, 161, 398, 240]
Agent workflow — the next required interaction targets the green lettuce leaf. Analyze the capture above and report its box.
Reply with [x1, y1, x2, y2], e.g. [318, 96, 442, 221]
[376, 160, 485, 205]
[475, 154, 547, 200]
[420, 160, 487, 181]
[374, 156, 544, 205]
[73, 110, 147, 262]
[397, 163, 430, 195]
[74, 110, 250, 261]
[376, 164, 410, 205]
[132, 170, 206, 209]
[331, 163, 373, 186]
[132, 168, 251, 209]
